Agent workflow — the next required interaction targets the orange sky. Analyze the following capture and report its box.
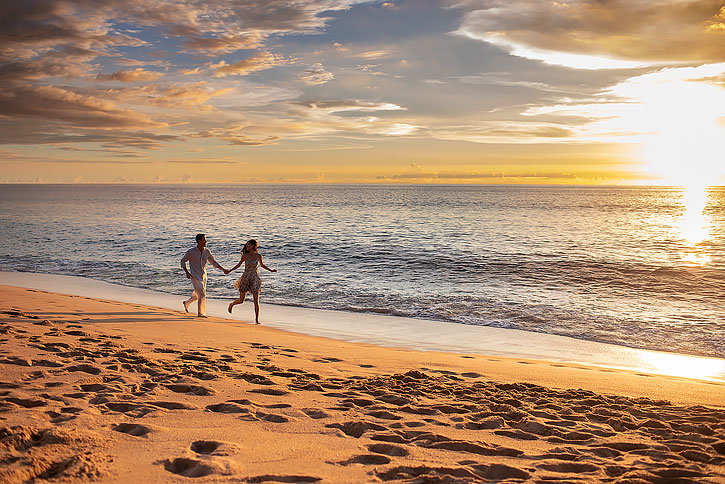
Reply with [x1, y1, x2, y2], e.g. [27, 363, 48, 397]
[1, 1, 724, 185]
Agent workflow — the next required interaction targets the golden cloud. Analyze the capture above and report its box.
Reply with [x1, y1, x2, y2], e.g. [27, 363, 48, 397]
[192, 126, 280, 145]
[0, 85, 165, 129]
[143, 82, 232, 110]
[96, 68, 163, 82]
[454, 0, 725, 65]
[183, 33, 265, 54]
[212, 52, 287, 77]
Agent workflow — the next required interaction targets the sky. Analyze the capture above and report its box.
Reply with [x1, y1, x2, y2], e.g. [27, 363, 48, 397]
[1, 0, 724, 185]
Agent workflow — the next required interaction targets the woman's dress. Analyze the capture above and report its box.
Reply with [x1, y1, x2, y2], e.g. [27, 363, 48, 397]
[234, 252, 262, 293]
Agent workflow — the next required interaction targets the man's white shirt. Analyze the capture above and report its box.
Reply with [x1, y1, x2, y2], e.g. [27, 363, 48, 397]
[181, 247, 221, 280]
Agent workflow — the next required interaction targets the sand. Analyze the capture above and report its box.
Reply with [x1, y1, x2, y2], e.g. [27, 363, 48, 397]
[1, 285, 724, 483]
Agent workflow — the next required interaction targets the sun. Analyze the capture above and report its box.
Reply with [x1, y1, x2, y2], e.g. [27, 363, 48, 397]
[632, 69, 725, 189]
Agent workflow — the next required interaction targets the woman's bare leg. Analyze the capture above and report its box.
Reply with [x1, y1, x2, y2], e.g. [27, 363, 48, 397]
[252, 291, 260, 324]
[228, 292, 246, 313]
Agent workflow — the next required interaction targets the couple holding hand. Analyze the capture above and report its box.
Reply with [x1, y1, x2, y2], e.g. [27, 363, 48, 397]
[181, 233, 276, 323]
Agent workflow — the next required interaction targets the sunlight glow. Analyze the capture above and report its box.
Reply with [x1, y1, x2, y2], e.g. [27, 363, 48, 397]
[637, 351, 725, 381]
[622, 65, 725, 187]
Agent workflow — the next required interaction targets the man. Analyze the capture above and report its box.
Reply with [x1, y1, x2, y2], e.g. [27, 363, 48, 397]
[181, 233, 228, 317]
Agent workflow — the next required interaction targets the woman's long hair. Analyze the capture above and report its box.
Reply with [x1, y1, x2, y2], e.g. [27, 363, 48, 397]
[243, 239, 257, 254]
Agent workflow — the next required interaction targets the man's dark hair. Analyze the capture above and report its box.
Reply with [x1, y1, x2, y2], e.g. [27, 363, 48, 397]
[195, 233, 205, 242]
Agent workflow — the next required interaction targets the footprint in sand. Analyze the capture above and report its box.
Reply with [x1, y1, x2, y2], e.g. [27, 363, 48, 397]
[370, 433, 408, 444]
[270, 371, 299, 378]
[206, 402, 251, 414]
[325, 421, 387, 438]
[336, 454, 391, 466]
[376, 465, 477, 482]
[263, 403, 292, 409]
[537, 461, 599, 474]
[460, 416, 505, 430]
[66, 364, 102, 375]
[191, 441, 221, 454]
[3, 396, 47, 408]
[238, 372, 275, 385]
[248, 388, 290, 396]
[161, 458, 217, 477]
[65, 330, 89, 337]
[79, 383, 112, 392]
[366, 410, 402, 421]
[313, 357, 343, 364]
[402, 421, 426, 428]
[301, 408, 329, 419]
[190, 440, 239, 456]
[368, 443, 410, 456]
[256, 411, 290, 423]
[146, 401, 196, 410]
[104, 402, 155, 417]
[470, 464, 530, 480]
[165, 383, 215, 396]
[245, 475, 321, 483]
[113, 423, 152, 437]
[494, 429, 539, 441]
[421, 440, 523, 457]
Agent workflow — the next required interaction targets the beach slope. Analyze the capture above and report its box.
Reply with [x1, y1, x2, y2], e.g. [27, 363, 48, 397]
[1, 285, 724, 483]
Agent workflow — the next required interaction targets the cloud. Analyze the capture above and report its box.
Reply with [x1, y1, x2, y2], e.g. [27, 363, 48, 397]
[0, 85, 165, 128]
[449, 73, 571, 93]
[109, 82, 233, 110]
[0, 46, 98, 81]
[419, 121, 575, 144]
[96, 68, 163, 82]
[212, 52, 287, 77]
[183, 33, 265, 54]
[209, 1, 365, 33]
[453, 0, 725, 67]
[192, 126, 280, 145]
[0, 0, 373, 157]
[357, 50, 390, 59]
[296, 99, 404, 112]
[0, 117, 178, 149]
[299, 63, 334, 85]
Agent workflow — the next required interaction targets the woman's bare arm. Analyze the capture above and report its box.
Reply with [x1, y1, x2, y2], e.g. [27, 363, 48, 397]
[228, 254, 246, 273]
[259, 255, 277, 272]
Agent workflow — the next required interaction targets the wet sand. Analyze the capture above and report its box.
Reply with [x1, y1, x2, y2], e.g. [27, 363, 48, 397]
[1, 285, 724, 483]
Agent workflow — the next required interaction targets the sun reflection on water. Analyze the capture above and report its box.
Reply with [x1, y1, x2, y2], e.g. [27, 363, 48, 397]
[677, 185, 712, 265]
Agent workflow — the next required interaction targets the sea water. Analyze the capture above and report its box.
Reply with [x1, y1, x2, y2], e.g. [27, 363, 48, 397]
[0, 184, 723, 359]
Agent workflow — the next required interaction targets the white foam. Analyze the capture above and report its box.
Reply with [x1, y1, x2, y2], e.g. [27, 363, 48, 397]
[2, 271, 724, 382]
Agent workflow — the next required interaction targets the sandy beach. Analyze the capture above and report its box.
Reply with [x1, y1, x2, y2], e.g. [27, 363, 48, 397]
[1, 284, 724, 483]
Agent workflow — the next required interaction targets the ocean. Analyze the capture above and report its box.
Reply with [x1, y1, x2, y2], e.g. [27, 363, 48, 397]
[1, 184, 723, 359]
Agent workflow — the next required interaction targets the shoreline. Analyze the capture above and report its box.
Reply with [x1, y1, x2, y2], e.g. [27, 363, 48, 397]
[1, 271, 725, 383]
[1, 284, 724, 483]
[0, 286, 725, 484]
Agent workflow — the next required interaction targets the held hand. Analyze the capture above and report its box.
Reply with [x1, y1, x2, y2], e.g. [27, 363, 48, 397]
[185, 272, 191, 279]
[223, 269, 230, 275]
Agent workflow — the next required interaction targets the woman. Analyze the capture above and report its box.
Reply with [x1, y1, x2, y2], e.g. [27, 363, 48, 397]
[227, 239, 276, 323]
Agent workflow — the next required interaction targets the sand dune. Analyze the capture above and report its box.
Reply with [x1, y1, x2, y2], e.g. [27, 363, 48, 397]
[1, 285, 724, 483]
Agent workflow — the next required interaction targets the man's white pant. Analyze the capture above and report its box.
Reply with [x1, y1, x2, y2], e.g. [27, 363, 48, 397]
[185, 277, 206, 316]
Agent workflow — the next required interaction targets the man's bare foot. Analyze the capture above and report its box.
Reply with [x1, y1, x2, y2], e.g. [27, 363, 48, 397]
[255, 320, 260, 325]
[228, 303, 233, 314]
[198, 314, 208, 318]
[183, 300, 189, 313]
